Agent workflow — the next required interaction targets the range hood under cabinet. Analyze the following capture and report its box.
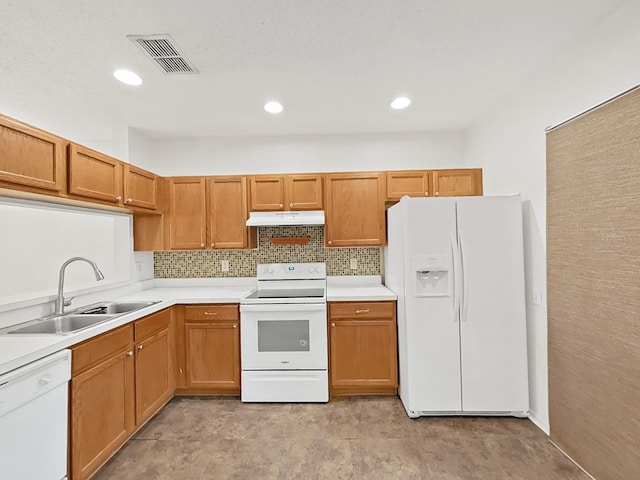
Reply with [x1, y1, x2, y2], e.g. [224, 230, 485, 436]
[246, 210, 325, 227]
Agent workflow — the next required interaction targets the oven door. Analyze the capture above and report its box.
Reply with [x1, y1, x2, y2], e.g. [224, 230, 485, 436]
[240, 303, 327, 370]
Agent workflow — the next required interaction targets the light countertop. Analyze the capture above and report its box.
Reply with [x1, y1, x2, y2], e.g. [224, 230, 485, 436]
[0, 277, 396, 376]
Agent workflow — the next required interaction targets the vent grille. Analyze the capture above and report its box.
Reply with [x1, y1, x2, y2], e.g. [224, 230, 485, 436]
[128, 34, 198, 74]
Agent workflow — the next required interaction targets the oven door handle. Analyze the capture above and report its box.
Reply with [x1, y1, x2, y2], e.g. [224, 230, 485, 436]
[240, 303, 326, 313]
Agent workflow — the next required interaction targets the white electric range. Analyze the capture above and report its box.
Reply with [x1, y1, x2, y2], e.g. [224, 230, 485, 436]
[240, 262, 328, 402]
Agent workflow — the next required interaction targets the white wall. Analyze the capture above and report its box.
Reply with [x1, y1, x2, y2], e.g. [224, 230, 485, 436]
[464, 0, 640, 433]
[145, 131, 465, 176]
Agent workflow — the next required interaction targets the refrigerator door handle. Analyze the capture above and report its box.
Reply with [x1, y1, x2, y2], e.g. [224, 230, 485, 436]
[450, 234, 461, 321]
[458, 230, 468, 322]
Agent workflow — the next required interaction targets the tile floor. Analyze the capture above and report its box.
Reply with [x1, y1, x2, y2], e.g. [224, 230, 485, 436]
[94, 397, 587, 480]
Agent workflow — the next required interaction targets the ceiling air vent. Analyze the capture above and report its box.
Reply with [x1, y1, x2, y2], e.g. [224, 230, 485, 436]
[127, 34, 198, 74]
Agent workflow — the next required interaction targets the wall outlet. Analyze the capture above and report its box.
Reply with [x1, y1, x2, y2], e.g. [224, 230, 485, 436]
[532, 289, 543, 306]
[221, 260, 230, 272]
[350, 258, 358, 270]
[135, 262, 142, 272]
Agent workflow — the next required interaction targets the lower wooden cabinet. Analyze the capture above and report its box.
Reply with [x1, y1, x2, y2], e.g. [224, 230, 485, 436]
[328, 301, 398, 395]
[175, 304, 241, 395]
[70, 308, 174, 480]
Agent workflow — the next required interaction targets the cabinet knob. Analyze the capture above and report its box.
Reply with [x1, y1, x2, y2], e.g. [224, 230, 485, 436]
[328, 240, 332, 245]
[233, 324, 237, 329]
[279, 203, 283, 208]
[126, 198, 132, 204]
[424, 192, 429, 196]
[116, 195, 122, 201]
[200, 243, 205, 248]
[435, 192, 439, 196]
[126, 350, 133, 356]
[210, 243, 215, 248]
[331, 322, 335, 327]
[289, 203, 294, 208]
[137, 344, 144, 350]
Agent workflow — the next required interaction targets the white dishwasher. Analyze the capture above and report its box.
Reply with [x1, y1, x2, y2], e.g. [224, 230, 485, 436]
[0, 349, 71, 480]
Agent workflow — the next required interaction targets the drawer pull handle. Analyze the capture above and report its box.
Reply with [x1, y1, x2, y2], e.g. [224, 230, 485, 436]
[355, 309, 370, 314]
[204, 312, 218, 316]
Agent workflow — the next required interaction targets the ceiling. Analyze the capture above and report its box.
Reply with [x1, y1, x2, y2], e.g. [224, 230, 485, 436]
[0, 0, 627, 139]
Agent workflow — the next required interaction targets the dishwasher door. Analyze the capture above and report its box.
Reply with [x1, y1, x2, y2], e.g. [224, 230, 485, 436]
[0, 349, 71, 480]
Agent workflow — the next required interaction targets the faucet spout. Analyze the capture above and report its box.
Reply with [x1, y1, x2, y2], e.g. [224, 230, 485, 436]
[54, 257, 105, 316]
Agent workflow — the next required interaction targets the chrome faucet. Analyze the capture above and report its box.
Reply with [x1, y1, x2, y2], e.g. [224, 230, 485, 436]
[54, 257, 105, 315]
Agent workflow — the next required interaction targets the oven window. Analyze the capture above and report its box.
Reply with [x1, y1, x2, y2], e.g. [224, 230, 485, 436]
[258, 320, 310, 352]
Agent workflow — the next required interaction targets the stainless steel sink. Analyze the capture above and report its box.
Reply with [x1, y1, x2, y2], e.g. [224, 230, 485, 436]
[78, 300, 160, 315]
[5, 314, 114, 335]
[0, 300, 161, 335]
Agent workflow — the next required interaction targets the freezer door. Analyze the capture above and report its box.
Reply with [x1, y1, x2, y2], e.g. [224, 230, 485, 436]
[456, 196, 529, 413]
[402, 198, 462, 412]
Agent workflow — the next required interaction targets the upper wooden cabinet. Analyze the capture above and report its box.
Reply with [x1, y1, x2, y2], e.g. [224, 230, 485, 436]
[207, 176, 250, 249]
[169, 177, 207, 249]
[386, 170, 431, 200]
[324, 172, 386, 247]
[285, 174, 323, 210]
[123, 164, 157, 210]
[68, 144, 123, 204]
[386, 169, 483, 200]
[168, 176, 254, 250]
[249, 174, 323, 211]
[0, 114, 66, 193]
[432, 169, 483, 197]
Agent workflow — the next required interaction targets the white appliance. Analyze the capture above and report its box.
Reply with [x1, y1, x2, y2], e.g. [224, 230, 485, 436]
[385, 195, 529, 418]
[240, 263, 328, 402]
[0, 349, 71, 480]
[246, 210, 325, 226]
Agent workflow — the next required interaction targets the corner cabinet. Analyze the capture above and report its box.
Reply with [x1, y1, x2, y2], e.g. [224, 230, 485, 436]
[175, 304, 241, 395]
[324, 172, 386, 246]
[328, 301, 398, 396]
[0, 114, 66, 193]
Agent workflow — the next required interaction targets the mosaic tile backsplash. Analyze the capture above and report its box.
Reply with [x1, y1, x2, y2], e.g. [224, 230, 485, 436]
[154, 226, 382, 278]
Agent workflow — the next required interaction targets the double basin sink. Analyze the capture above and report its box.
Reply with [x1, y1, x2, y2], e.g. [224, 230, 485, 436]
[0, 301, 160, 335]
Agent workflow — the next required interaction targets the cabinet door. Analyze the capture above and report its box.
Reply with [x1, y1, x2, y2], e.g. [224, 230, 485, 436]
[135, 328, 172, 425]
[68, 144, 123, 203]
[169, 177, 206, 249]
[285, 174, 323, 210]
[249, 176, 285, 211]
[386, 170, 431, 200]
[329, 318, 398, 388]
[0, 114, 66, 192]
[124, 164, 157, 209]
[185, 321, 240, 389]
[70, 350, 135, 480]
[324, 172, 386, 246]
[207, 176, 248, 249]
[432, 169, 483, 197]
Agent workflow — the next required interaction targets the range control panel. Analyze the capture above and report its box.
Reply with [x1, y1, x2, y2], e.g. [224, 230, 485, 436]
[257, 263, 326, 281]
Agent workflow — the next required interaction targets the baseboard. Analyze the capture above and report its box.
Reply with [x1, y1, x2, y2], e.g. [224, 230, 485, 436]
[549, 440, 597, 480]
[528, 410, 550, 435]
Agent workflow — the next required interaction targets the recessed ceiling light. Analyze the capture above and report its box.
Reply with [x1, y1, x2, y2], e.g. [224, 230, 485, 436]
[264, 101, 284, 114]
[113, 69, 142, 86]
[390, 96, 411, 110]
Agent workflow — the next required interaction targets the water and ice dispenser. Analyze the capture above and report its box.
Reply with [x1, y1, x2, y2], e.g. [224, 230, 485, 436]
[412, 255, 451, 297]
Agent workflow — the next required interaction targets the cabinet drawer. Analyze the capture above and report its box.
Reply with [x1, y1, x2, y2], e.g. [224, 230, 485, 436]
[72, 324, 133, 375]
[184, 304, 239, 321]
[329, 302, 395, 319]
[134, 308, 171, 341]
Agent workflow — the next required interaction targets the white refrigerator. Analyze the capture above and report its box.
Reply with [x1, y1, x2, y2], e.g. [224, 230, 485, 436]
[384, 195, 529, 418]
